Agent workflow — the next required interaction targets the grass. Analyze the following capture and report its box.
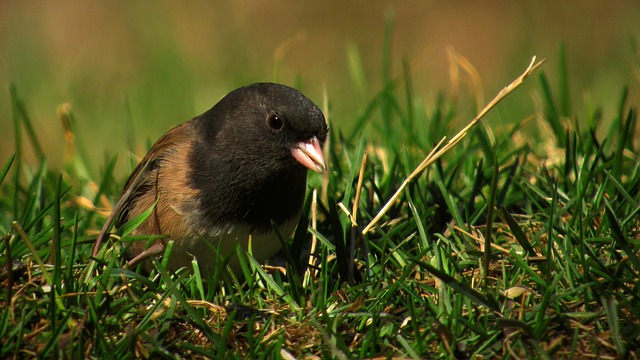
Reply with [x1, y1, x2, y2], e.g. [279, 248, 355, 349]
[2, 40, 640, 359]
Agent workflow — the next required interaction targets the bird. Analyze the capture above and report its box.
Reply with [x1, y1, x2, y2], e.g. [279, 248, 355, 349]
[93, 82, 328, 277]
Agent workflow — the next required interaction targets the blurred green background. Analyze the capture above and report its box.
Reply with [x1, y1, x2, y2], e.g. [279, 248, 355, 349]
[1, 1, 639, 177]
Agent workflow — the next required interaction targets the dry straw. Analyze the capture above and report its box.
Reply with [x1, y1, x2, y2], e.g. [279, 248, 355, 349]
[362, 56, 546, 235]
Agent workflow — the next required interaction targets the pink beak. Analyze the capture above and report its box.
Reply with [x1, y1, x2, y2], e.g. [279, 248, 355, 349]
[291, 136, 326, 172]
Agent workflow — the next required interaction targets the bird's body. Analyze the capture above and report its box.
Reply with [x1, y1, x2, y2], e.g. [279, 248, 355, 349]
[102, 83, 327, 276]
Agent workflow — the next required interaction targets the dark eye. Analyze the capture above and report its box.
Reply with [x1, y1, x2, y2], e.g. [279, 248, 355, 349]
[267, 114, 285, 131]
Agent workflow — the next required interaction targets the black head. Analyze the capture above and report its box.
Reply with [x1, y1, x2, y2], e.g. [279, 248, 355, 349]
[189, 83, 328, 229]
[198, 82, 327, 173]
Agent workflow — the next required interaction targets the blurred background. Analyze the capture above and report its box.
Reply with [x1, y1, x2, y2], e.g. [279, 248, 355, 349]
[1, 1, 639, 176]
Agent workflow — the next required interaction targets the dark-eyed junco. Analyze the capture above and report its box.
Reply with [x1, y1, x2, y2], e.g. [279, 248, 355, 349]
[94, 83, 327, 277]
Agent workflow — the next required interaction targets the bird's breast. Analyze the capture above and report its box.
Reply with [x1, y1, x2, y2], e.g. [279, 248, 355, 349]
[167, 215, 299, 276]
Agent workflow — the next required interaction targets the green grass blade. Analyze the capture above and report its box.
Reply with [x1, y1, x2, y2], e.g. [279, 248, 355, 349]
[52, 175, 63, 295]
[0, 154, 15, 186]
[414, 259, 501, 313]
[602, 296, 626, 356]
[538, 73, 564, 145]
[10, 84, 44, 158]
[499, 207, 537, 256]
[483, 146, 499, 279]
[604, 198, 640, 271]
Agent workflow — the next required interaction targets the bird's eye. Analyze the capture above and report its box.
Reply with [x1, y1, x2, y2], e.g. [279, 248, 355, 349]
[267, 114, 285, 131]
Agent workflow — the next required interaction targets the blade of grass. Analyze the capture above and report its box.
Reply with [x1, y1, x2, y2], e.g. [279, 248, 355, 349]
[499, 207, 537, 256]
[40, 310, 73, 357]
[0, 154, 15, 186]
[545, 182, 559, 281]
[602, 296, 626, 356]
[604, 198, 640, 271]
[250, 256, 301, 310]
[52, 175, 63, 297]
[414, 259, 501, 313]
[10, 84, 22, 219]
[611, 107, 634, 184]
[483, 146, 499, 280]
[65, 213, 79, 294]
[347, 44, 369, 102]
[10, 84, 44, 158]
[538, 73, 564, 145]
[152, 261, 222, 343]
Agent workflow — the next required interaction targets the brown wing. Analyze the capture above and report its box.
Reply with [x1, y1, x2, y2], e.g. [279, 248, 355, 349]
[92, 121, 197, 257]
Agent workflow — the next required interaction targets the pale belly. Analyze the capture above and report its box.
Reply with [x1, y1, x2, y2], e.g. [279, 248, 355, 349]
[166, 217, 298, 277]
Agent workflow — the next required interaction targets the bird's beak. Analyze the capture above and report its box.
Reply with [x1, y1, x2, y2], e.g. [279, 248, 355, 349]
[291, 136, 326, 173]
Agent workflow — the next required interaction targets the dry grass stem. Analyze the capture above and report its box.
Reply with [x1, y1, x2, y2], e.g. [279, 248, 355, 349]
[362, 56, 545, 235]
[352, 150, 368, 224]
[304, 189, 319, 286]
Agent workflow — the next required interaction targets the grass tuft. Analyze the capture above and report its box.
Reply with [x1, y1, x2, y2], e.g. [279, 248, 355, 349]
[2, 40, 640, 359]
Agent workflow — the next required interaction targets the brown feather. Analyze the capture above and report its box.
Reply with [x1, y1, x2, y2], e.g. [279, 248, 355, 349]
[118, 121, 201, 257]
